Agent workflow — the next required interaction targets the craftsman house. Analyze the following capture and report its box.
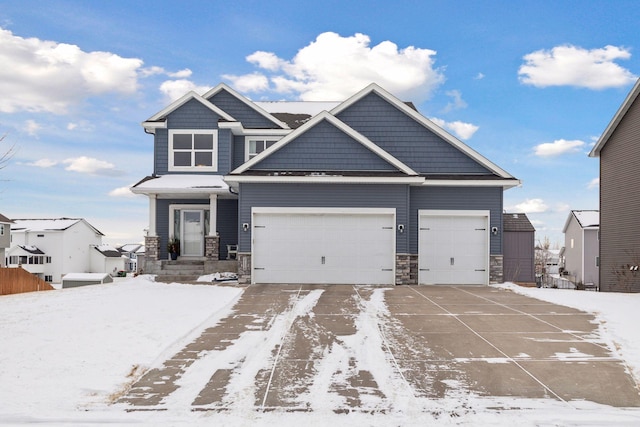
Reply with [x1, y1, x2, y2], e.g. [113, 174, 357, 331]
[589, 77, 640, 292]
[133, 83, 519, 285]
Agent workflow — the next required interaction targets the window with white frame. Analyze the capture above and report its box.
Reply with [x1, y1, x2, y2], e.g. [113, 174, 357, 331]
[0, 224, 3, 235]
[169, 130, 218, 171]
[246, 138, 279, 161]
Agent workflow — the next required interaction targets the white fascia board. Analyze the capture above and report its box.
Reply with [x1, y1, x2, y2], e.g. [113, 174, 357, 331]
[145, 91, 236, 123]
[218, 122, 291, 137]
[589, 77, 640, 157]
[202, 83, 290, 129]
[141, 121, 167, 134]
[421, 178, 521, 189]
[223, 175, 425, 185]
[253, 207, 396, 215]
[331, 83, 516, 179]
[230, 111, 418, 176]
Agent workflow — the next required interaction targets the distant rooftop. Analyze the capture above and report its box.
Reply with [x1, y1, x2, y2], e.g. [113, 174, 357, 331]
[11, 218, 103, 235]
[573, 210, 599, 229]
[503, 213, 535, 232]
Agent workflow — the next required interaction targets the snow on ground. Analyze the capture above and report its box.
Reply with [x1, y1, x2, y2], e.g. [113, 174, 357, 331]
[1, 279, 640, 426]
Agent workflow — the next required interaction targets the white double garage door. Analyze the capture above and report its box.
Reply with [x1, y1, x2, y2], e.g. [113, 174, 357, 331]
[251, 208, 489, 285]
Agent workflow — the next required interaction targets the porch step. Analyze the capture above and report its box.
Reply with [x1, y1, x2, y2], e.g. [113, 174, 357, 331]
[155, 275, 201, 284]
[155, 260, 205, 283]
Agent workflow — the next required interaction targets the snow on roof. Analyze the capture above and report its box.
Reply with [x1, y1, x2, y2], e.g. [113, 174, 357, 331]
[94, 244, 122, 258]
[10, 218, 103, 235]
[574, 210, 599, 228]
[119, 244, 143, 253]
[131, 174, 229, 195]
[255, 101, 340, 116]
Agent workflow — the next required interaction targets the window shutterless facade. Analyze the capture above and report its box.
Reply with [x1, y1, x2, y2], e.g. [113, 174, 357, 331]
[169, 130, 218, 171]
[246, 138, 278, 160]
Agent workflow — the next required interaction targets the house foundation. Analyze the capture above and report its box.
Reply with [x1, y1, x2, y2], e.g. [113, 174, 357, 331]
[237, 252, 251, 284]
[490, 255, 504, 284]
[205, 235, 220, 260]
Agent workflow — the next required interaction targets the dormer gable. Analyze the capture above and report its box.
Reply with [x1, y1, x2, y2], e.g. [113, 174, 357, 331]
[203, 83, 289, 130]
[231, 111, 417, 176]
[142, 91, 236, 133]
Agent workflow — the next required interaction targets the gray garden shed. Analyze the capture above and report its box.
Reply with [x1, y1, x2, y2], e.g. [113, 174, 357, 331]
[62, 272, 113, 288]
[503, 213, 535, 285]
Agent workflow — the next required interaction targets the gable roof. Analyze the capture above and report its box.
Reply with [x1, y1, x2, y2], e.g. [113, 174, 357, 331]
[503, 213, 535, 232]
[0, 213, 12, 223]
[230, 111, 418, 176]
[331, 83, 517, 179]
[203, 83, 289, 129]
[562, 210, 599, 232]
[94, 244, 124, 258]
[143, 91, 236, 131]
[589, 77, 640, 157]
[11, 218, 104, 236]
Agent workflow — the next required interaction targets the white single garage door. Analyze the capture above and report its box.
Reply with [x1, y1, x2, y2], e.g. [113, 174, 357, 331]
[252, 208, 396, 285]
[419, 210, 489, 285]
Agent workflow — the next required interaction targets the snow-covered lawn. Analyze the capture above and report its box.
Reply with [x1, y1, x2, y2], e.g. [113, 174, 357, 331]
[1, 277, 640, 426]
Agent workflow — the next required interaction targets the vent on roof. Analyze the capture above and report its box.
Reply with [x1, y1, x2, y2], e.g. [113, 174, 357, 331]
[512, 214, 518, 218]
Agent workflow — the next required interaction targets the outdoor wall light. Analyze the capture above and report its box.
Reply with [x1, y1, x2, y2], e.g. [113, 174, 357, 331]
[491, 226, 499, 235]
[397, 224, 405, 233]
[242, 223, 249, 232]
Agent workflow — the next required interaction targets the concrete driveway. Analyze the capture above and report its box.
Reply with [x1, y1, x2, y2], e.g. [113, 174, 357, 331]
[118, 284, 640, 412]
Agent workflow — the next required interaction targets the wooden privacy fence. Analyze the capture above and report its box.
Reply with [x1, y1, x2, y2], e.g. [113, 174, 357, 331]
[0, 267, 54, 295]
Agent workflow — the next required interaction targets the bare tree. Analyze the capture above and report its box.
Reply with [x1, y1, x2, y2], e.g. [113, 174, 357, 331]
[535, 236, 551, 286]
[0, 133, 16, 170]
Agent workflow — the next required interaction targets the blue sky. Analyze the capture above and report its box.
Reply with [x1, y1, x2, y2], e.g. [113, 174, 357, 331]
[0, 0, 638, 246]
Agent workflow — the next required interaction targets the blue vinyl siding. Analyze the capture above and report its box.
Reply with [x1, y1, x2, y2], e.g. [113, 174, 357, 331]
[251, 119, 397, 171]
[155, 99, 236, 174]
[336, 93, 492, 175]
[232, 135, 246, 170]
[238, 183, 409, 253]
[208, 90, 282, 129]
[409, 186, 503, 254]
[156, 198, 238, 259]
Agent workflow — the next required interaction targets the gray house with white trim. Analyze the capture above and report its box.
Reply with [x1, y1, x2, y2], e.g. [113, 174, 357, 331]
[562, 210, 599, 288]
[133, 83, 519, 285]
[0, 213, 12, 267]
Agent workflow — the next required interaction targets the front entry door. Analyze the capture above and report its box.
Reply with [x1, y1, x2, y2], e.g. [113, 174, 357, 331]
[182, 210, 204, 257]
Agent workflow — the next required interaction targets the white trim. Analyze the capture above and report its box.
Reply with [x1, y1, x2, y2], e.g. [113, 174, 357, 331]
[590, 77, 640, 157]
[224, 175, 425, 185]
[244, 136, 281, 162]
[422, 179, 521, 188]
[331, 83, 516, 179]
[252, 207, 396, 215]
[231, 111, 418, 176]
[202, 83, 290, 129]
[168, 129, 218, 172]
[219, 121, 291, 136]
[418, 209, 490, 285]
[145, 91, 235, 124]
[168, 204, 211, 251]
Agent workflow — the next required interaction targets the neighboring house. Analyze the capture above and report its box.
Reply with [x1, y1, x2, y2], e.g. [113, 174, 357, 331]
[589, 77, 640, 292]
[0, 213, 12, 267]
[8, 218, 104, 283]
[132, 83, 519, 285]
[562, 210, 599, 288]
[91, 244, 126, 276]
[118, 244, 145, 273]
[502, 213, 535, 284]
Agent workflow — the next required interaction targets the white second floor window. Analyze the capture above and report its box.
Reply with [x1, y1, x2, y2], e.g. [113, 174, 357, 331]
[169, 130, 218, 171]
[246, 138, 278, 161]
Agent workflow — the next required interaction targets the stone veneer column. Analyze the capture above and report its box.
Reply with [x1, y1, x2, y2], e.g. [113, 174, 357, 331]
[237, 253, 251, 284]
[490, 255, 504, 284]
[145, 236, 160, 261]
[205, 235, 220, 260]
[395, 254, 419, 285]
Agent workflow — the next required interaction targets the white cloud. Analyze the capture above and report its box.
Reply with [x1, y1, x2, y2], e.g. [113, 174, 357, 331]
[474, 72, 485, 80]
[430, 117, 479, 140]
[23, 119, 41, 136]
[588, 177, 600, 189]
[533, 139, 585, 157]
[63, 156, 117, 175]
[0, 27, 144, 113]
[225, 32, 445, 102]
[26, 158, 57, 168]
[67, 123, 78, 131]
[519, 44, 636, 89]
[159, 79, 211, 102]
[108, 185, 136, 198]
[506, 198, 549, 214]
[221, 72, 269, 93]
[442, 90, 467, 113]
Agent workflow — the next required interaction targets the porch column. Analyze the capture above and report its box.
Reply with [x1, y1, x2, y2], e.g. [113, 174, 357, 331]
[205, 194, 219, 260]
[148, 194, 157, 237]
[209, 194, 217, 236]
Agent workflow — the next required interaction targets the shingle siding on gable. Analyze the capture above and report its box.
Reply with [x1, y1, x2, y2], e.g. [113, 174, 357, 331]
[336, 92, 492, 175]
[600, 96, 640, 292]
[409, 186, 503, 254]
[238, 183, 409, 253]
[167, 99, 221, 129]
[208, 91, 281, 129]
[251, 120, 397, 171]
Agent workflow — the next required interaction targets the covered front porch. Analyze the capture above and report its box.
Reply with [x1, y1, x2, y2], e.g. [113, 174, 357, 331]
[131, 175, 239, 275]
